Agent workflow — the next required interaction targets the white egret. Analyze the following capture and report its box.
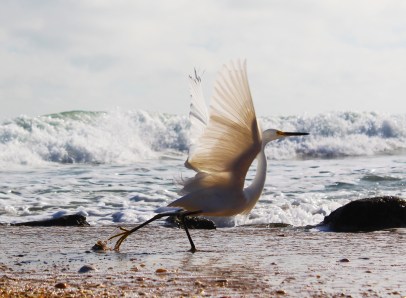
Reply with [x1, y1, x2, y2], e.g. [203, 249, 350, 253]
[110, 60, 308, 252]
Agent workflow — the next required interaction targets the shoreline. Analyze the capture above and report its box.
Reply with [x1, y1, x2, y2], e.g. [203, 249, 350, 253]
[0, 225, 405, 297]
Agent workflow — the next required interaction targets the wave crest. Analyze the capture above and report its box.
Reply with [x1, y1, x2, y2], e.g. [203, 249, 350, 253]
[1, 110, 405, 165]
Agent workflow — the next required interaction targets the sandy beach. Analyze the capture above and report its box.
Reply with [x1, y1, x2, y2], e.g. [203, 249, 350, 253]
[0, 225, 405, 297]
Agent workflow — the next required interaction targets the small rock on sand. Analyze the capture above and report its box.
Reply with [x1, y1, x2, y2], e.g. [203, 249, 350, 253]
[155, 268, 168, 273]
[91, 240, 109, 251]
[78, 265, 96, 273]
[55, 282, 68, 289]
[338, 258, 350, 263]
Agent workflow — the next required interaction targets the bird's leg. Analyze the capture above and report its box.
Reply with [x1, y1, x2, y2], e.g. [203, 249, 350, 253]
[109, 213, 166, 251]
[179, 210, 202, 253]
[109, 210, 201, 252]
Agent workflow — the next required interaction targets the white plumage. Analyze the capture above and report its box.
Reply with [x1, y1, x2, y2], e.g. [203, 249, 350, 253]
[110, 60, 308, 252]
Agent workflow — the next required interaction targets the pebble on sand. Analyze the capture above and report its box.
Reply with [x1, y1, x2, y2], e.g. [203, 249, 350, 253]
[91, 240, 109, 251]
[155, 268, 168, 274]
[338, 258, 350, 263]
[54, 282, 68, 289]
[79, 265, 97, 273]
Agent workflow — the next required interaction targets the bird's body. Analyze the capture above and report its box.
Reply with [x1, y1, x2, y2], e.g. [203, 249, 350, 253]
[170, 187, 248, 217]
[168, 128, 272, 217]
[110, 60, 308, 252]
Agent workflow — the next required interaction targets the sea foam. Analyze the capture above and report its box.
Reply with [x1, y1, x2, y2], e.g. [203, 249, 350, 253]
[1, 110, 405, 166]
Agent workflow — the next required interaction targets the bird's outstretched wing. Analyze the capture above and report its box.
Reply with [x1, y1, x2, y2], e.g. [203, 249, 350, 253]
[188, 69, 209, 156]
[183, 60, 262, 193]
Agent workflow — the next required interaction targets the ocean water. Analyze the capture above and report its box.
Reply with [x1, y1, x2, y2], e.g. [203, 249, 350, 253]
[0, 110, 405, 227]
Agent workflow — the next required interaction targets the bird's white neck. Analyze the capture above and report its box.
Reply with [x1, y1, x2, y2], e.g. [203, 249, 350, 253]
[243, 145, 267, 210]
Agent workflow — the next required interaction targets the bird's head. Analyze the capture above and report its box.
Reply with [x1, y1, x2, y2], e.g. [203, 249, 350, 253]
[262, 129, 309, 145]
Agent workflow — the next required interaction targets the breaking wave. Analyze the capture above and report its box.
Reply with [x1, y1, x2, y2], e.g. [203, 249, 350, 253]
[1, 110, 405, 165]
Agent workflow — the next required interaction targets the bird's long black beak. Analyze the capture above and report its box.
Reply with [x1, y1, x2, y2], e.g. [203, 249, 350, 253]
[277, 131, 309, 136]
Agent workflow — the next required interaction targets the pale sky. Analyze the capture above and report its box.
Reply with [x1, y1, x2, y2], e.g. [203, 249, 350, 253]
[1, 0, 406, 121]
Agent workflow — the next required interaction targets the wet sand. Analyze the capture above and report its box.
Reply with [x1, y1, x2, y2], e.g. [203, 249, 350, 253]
[0, 225, 405, 297]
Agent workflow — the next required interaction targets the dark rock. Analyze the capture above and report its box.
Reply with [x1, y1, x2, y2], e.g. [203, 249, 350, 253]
[321, 196, 406, 232]
[165, 215, 216, 229]
[266, 223, 292, 229]
[241, 223, 293, 229]
[55, 282, 68, 289]
[78, 265, 96, 273]
[12, 214, 90, 227]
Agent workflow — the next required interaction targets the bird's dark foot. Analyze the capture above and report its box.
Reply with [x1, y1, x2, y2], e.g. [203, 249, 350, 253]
[189, 246, 197, 253]
[108, 226, 132, 251]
